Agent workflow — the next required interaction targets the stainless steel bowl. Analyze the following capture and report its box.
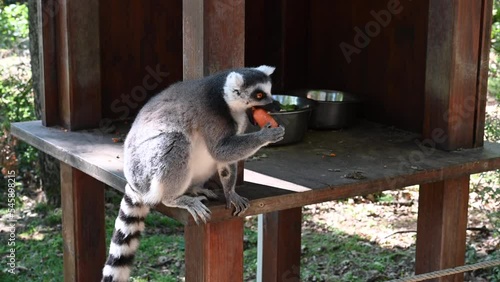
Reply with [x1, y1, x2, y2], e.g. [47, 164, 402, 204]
[271, 95, 314, 145]
[249, 95, 313, 146]
[305, 90, 361, 129]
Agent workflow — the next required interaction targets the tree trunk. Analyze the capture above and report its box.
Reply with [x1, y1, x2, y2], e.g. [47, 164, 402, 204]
[28, 0, 61, 206]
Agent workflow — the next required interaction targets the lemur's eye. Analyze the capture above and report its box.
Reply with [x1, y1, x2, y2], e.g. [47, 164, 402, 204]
[234, 89, 241, 95]
[256, 92, 264, 99]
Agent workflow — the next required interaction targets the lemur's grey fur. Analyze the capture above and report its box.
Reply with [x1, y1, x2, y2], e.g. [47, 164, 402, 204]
[102, 66, 284, 282]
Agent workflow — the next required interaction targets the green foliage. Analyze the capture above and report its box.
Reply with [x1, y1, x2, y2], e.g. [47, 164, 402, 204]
[485, 113, 500, 142]
[0, 63, 34, 124]
[490, 0, 500, 101]
[0, 2, 37, 199]
[0, 3, 28, 52]
[0, 60, 37, 198]
[492, 1, 500, 53]
[489, 76, 500, 102]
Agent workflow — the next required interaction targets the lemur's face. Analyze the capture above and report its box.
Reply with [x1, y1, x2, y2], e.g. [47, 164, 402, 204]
[243, 81, 274, 107]
[223, 66, 276, 110]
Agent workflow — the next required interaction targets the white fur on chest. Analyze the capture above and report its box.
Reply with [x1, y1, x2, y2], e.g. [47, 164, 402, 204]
[188, 132, 217, 186]
[231, 109, 248, 134]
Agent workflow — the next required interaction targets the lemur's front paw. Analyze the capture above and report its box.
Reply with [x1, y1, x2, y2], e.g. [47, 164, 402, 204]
[260, 124, 285, 144]
[225, 191, 250, 216]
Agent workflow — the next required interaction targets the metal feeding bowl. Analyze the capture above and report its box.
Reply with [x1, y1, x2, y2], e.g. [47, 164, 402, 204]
[269, 95, 314, 145]
[305, 90, 361, 129]
[248, 95, 313, 146]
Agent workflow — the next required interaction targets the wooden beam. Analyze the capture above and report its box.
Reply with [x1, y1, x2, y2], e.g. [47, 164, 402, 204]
[474, 0, 494, 147]
[423, 0, 484, 150]
[262, 208, 302, 281]
[55, 0, 101, 130]
[415, 176, 469, 281]
[185, 218, 244, 282]
[38, 0, 59, 126]
[61, 162, 106, 281]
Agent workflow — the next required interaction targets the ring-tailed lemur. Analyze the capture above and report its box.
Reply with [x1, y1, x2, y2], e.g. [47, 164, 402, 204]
[102, 66, 284, 282]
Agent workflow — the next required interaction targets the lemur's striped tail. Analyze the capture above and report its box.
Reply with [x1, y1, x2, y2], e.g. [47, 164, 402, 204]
[102, 192, 150, 282]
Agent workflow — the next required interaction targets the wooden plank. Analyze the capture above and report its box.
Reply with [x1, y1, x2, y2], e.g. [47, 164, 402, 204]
[39, 0, 60, 126]
[281, 0, 309, 92]
[55, 0, 101, 130]
[100, 0, 182, 121]
[11, 120, 500, 224]
[184, 218, 244, 281]
[182, 0, 204, 80]
[306, 0, 428, 132]
[61, 162, 76, 281]
[245, 0, 285, 90]
[474, 0, 494, 147]
[245, 0, 309, 92]
[415, 176, 469, 281]
[61, 162, 106, 281]
[262, 208, 302, 281]
[423, 0, 483, 150]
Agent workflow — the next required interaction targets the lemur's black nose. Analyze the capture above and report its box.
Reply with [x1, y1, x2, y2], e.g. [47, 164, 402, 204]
[261, 100, 281, 113]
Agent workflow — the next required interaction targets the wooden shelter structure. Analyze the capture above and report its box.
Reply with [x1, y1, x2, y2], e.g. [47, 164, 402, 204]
[11, 0, 500, 281]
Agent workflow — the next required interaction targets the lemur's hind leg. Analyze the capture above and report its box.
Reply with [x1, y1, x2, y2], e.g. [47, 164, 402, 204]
[218, 163, 249, 216]
[162, 194, 211, 224]
[151, 177, 211, 224]
[148, 132, 211, 224]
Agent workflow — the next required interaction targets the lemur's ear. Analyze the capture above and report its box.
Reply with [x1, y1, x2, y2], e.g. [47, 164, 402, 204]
[255, 65, 275, 76]
[226, 72, 244, 89]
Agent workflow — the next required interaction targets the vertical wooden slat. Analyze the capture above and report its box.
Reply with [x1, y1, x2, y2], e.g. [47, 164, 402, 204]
[185, 218, 244, 282]
[281, 0, 309, 92]
[245, 0, 285, 90]
[474, 0, 494, 147]
[56, 0, 101, 130]
[183, 0, 245, 79]
[415, 176, 469, 281]
[39, 0, 60, 126]
[245, 0, 309, 93]
[61, 162, 106, 281]
[423, 0, 483, 150]
[204, 0, 245, 75]
[183, 0, 204, 80]
[262, 208, 302, 281]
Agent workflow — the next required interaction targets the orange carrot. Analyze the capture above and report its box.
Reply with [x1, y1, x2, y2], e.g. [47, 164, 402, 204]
[252, 108, 279, 128]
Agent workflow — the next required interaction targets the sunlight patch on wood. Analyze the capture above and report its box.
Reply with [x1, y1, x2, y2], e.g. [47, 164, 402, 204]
[244, 169, 311, 192]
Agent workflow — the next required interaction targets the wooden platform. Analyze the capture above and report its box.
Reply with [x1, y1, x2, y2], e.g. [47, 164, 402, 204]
[11, 120, 500, 225]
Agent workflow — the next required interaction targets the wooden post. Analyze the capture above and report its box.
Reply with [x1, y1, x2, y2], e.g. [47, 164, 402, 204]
[38, 0, 59, 126]
[182, 0, 246, 280]
[55, 0, 101, 130]
[423, 0, 485, 150]
[474, 0, 494, 147]
[262, 208, 302, 282]
[61, 162, 106, 281]
[415, 176, 470, 281]
[182, 0, 245, 80]
[185, 218, 244, 282]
